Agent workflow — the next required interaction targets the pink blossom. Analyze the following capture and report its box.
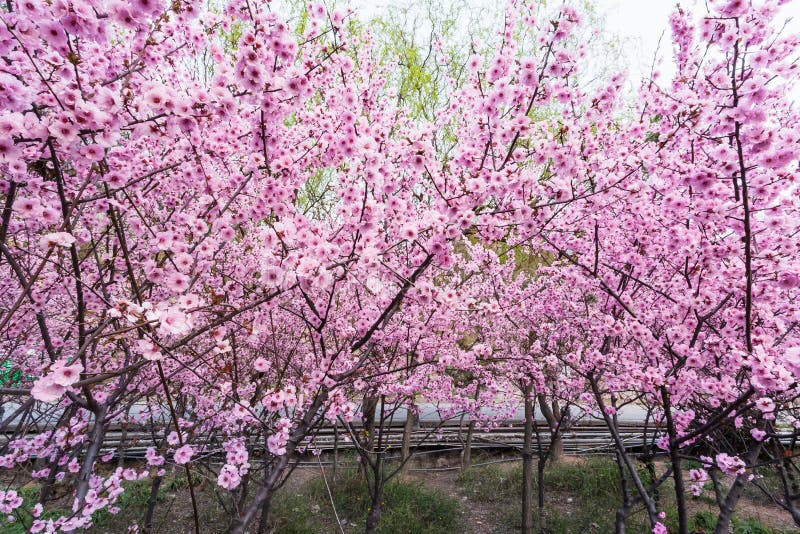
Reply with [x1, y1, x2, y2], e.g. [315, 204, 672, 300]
[173, 252, 194, 272]
[146, 447, 165, 467]
[173, 445, 194, 465]
[217, 464, 242, 490]
[80, 144, 105, 161]
[13, 197, 40, 217]
[31, 375, 66, 403]
[689, 468, 708, 483]
[159, 308, 192, 335]
[716, 453, 746, 476]
[137, 339, 163, 361]
[253, 357, 269, 372]
[166, 432, 181, 446]
[754, 397, 775, 413]
[51, 361, 83, 387]
[39, 232, 76, 249]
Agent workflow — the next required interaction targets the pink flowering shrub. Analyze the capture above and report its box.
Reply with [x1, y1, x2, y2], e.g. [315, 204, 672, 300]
[0, 0, 798, 532]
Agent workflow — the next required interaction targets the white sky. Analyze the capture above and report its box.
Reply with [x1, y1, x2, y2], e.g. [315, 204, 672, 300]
[344, 0, 681, 84]
[595, 0, 678, 81]
[343, 0, 799, 101]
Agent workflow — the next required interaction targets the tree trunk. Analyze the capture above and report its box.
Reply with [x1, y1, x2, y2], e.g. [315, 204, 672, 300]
[363, 395, 378, 447]
[332, 421, 339, 483]
[590, 375, 659, 528]
[661, 387, 688, 534]
[536, 432, 547, 533]
[548, 433, 564, 464]
[462, 419, 476, 471]
[363, 395, 385, 534]
[76, 407, 107, 509]
[256, 492, 273, 534]
[230, 388, 330, 533]
[364, 486, 383, 534]
[537, 394, 565, 464]
[522, 384, 535, 534]
[614, 450, 632, 534]
[715, 442, 762, 534]
[400, 400, 415, 472]
[142, 475, 163, 534]
[232, 461, 280, 533]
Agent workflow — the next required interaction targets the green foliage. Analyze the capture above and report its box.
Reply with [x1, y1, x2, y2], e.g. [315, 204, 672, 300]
[691, 510, 718, 531]
[289, 467, 462, 533]
[689, 509, 793, 534]
[683, 459, 705, 470]
[456, 458, 790, 534]
[457, 464, 522, 503]
[219, 21, 244, 55]
[295, 167, 340, 221]
[2, 507, 73, 534]
[379, 480, 461, 534]
[459, 458, 642, 532]
[0, 359, 23, 386]
[543, 457, 623, 499]
[269, 490, 328, 534]
[369, 0, 491, 122]
[90, 478, 162, 527]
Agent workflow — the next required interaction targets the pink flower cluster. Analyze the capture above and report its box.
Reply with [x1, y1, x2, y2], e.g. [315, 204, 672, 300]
[31, 359, 83, 403]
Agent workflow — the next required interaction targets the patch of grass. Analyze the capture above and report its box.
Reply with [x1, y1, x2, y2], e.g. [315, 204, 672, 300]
[378, 480, 461, 534]
[457, 463, 522, 503]
[691, 510, 717, 531]
[538, 458, 651, 533]
[456, 458, 792, 534]
[0, 481, 83, 533]
[349, 469, 459, 533]
[733, 516, 791, 534]
[742, 466, 788, 505]
[269, 490, 328, 534]
[457, 458, 641, 532]
[688, 509, 793, 534]
[275, 467, 462, 533]
[683, 459, 705, 471]
[91, 478, 159, 527]
[543, 457, 622, 500]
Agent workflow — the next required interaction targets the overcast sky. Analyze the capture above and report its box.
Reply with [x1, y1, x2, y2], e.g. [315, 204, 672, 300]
[341, 0, 799, 102]
[595, 0, 677, 80]
[345, 0, 682, 83]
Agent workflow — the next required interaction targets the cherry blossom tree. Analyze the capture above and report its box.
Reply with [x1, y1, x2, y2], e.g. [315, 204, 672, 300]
[528, 1, 800, 532]
[0, 0, 798, 533]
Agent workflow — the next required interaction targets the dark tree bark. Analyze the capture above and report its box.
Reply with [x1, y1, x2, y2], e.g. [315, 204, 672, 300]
[400, 400, 415, 472]
[522, 383, 535, 534]
[362, 394, 383, 534]
[364, 485, 384, 534]
[537, 393, 565, 464]
[715, 442, 762, 534]
[142, 475, 163, 534]
[661, 387, 688, 534]
[462, 419, 476, 471]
